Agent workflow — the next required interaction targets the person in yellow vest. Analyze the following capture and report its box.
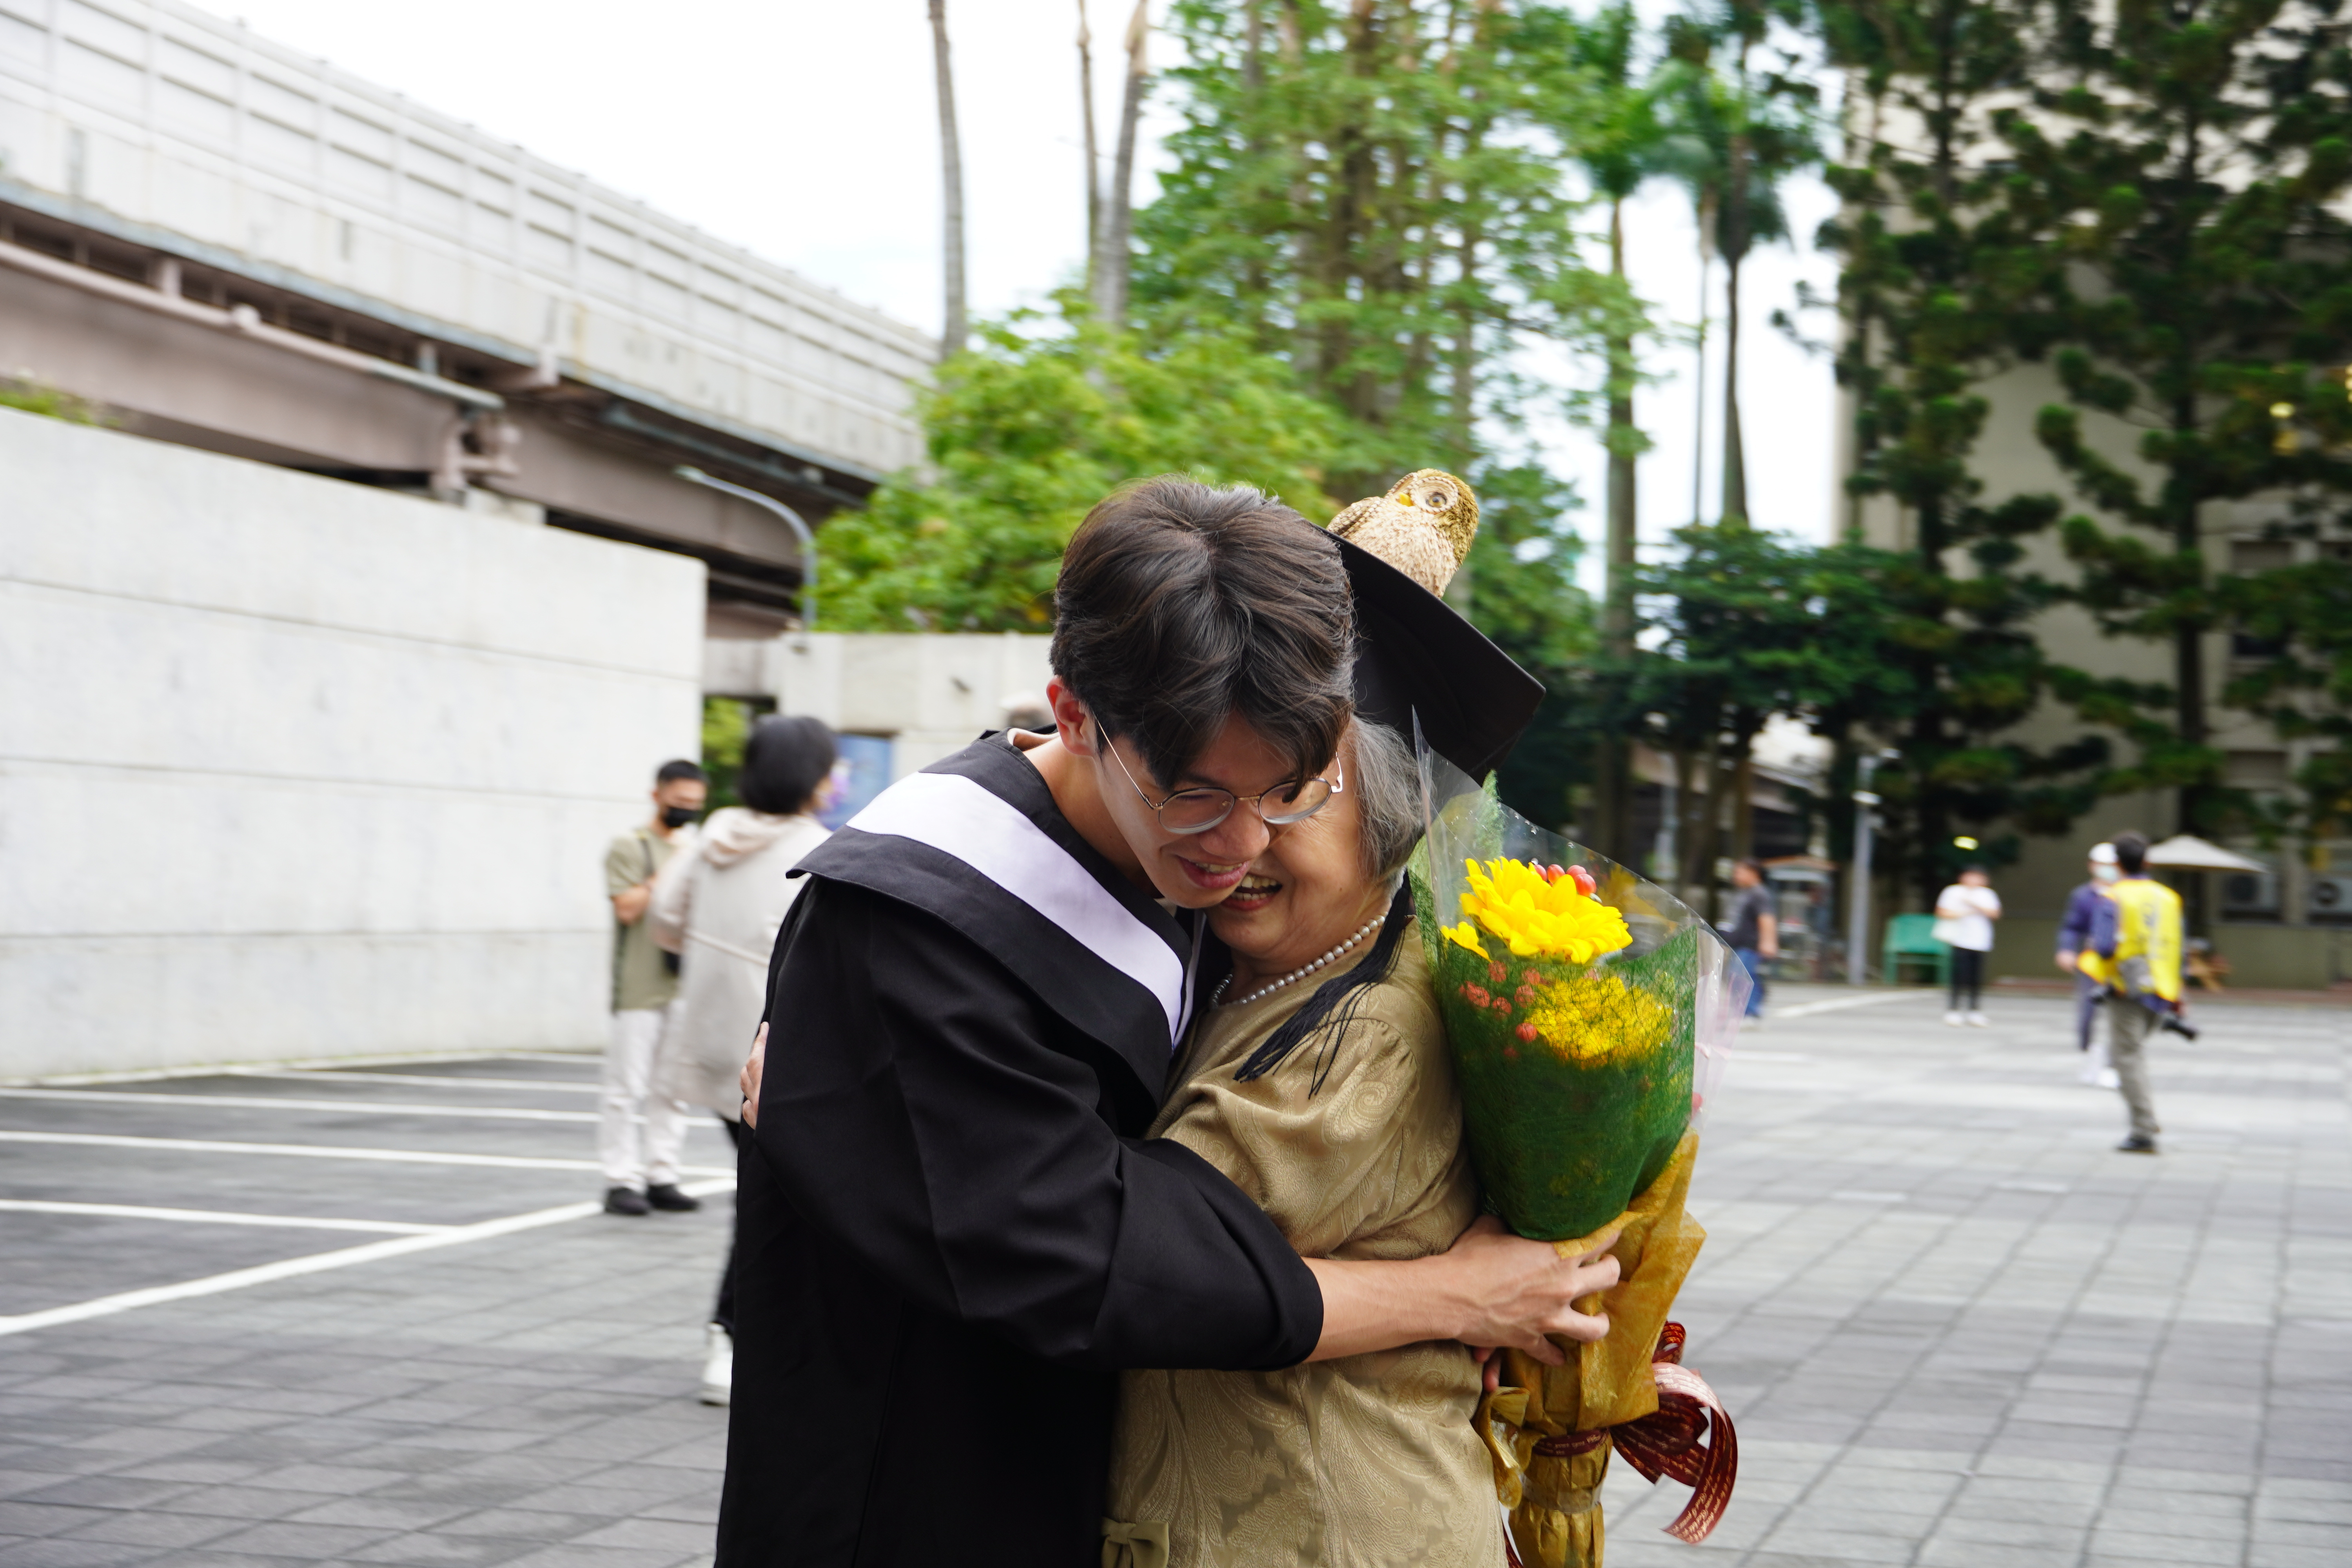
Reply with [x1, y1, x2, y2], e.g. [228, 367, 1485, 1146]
[2080, 830, 2185, 1154]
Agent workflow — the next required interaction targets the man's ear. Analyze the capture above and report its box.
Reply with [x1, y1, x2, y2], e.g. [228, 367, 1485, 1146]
[1046, 677, 1095, 756]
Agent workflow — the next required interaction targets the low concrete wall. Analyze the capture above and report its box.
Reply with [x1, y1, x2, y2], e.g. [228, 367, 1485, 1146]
[705, 630, 1055, 778]
[1, 408, 705, 1078]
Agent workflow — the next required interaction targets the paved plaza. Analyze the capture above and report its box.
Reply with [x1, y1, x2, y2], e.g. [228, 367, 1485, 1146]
[0, 984, 2345, 1567]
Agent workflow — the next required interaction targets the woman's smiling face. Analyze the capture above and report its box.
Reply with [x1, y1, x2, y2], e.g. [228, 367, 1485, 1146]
[1208, 733, 1386, 982]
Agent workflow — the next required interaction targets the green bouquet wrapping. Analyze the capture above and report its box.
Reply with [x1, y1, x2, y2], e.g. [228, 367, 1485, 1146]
[1411, 747, 1746, 1242]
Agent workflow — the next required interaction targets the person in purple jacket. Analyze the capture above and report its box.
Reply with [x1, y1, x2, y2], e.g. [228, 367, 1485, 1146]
[2056, 843, 2121, 1085]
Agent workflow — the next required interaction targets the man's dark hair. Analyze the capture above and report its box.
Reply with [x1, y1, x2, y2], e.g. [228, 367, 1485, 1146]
[1737, 858, 1764, 878]
[1051, 477, 1353, 786]
[656, 759, 708, 787]
[2112, 830, 2149, 876]
[739, 716, 836, 815]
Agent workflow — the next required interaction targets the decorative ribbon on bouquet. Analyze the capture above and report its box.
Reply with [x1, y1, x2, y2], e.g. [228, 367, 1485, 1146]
[1482, 1325, 1737, 1561]
[1601, 1324, 1737, 1541]
[1472, 1136, 1737, 1568]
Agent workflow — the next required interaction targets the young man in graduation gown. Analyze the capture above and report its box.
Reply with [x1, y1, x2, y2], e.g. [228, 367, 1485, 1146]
[717, 479, 1614, 1568]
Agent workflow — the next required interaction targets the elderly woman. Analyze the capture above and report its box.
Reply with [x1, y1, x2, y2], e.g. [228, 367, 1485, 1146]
[1105, 716, 1504, 1567]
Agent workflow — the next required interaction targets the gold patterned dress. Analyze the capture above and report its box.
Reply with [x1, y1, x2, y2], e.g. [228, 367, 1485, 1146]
[1106, 927, 1504, 1567]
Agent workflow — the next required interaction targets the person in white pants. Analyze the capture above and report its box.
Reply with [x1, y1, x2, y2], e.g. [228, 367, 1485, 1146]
[600, 759, 707, 1216]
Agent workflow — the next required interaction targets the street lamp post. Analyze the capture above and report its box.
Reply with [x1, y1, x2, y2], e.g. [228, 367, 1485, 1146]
[673, 466, 817, 636]
[1847, 750, 1896, 985]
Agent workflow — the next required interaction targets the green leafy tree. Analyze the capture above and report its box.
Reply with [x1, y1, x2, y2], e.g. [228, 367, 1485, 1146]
[1137, 0, 1627, 494]
[1632, 524, 1832, 904]
[2001, 0, 2352, 846]
[823, 302, 1343, 631]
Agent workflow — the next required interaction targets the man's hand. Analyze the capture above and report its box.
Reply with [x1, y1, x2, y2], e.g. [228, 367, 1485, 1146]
[738, 1023, 768, 1129]
[2056, 949, 2078, 974]
[1302, 1215, 1620, 1365]
[612, 882, 653, 927]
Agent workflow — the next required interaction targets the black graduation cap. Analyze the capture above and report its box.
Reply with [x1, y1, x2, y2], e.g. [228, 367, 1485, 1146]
[1331, 531, 1545, 781]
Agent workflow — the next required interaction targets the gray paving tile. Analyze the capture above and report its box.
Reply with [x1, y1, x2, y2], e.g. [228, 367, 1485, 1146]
[3, 1016, 2345, 1564]
[196, 1519, 402, 1557]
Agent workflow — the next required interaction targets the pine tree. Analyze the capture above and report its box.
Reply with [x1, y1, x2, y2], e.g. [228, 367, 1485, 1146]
[2002, 0, 2352, 853]
[1811, 0, 2133, 904]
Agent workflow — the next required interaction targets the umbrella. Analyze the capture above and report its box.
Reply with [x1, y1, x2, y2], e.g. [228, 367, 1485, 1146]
[2143, 834, 2269, 873]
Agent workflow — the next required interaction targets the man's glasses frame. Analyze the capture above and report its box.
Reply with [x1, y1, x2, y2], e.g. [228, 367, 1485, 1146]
[1098, 725, 1342, 835]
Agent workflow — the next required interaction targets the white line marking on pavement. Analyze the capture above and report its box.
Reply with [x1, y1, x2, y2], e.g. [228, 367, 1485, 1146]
[14, 1049, 597, 1089]
[0, 1086, 720, 1127]
[0, 1130, 734, 1175]
[1829, 1190, 1911, 1203]
[0, 1176, 736, 1338]
[1772, 990, 1945, 1020]
[226, 1070, 601, 1094]
[0, 1199, 448, 1235]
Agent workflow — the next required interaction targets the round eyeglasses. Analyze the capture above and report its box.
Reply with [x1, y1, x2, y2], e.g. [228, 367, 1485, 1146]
[1100, 726, 1342, 835]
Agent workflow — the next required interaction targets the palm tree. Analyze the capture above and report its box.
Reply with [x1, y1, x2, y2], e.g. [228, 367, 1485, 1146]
[1659, 4, 1812, 529]
[1093, 0, 1151, 328]
[929, 0, 968, 356]
[1566, 0, 1668, 862]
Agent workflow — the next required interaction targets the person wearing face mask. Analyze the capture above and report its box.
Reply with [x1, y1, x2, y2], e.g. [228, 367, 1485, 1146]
[648, 716, 837, 1405]
[2057, 843, 2122, 1087]
[599, 758, 706, 1217]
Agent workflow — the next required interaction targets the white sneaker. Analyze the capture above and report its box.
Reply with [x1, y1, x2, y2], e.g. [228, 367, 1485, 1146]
[1944, 1011, 1964, 1027]
[700, 1323, 733, 1407]
[2096, 1069, 2120, 1090]
[1966, 1011, 1989, 1027]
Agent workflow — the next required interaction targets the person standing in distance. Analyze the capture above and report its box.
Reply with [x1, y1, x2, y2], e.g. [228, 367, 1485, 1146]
[2056, 844, 2122, 1085]
[1722, 858, 1777, 1021]
[2088, 830, 2183, 1154]
[649, 718, 838, 1406]
[1934, 865, 2002, 1026]
[601, 758, 706, 1216]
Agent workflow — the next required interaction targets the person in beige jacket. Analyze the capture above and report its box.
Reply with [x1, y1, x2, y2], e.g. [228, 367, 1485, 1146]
[651, 713, 835, 1405]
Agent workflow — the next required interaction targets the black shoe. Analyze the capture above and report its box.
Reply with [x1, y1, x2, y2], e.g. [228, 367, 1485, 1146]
[604, 1185, 651, 1215]
[646, 1183, 702, 1213]
[2117, 1134, 2158, 1155]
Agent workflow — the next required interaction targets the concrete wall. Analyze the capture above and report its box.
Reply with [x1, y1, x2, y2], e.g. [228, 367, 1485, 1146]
[0, 406, 705, 1078]
[705, 631, 1055, 778]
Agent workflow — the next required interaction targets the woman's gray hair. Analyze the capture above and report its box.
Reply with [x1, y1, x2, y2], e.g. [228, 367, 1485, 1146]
[1348, 718, 1423, 881]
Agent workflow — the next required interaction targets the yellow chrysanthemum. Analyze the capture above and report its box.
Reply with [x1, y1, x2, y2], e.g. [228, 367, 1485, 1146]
[1441, 920, 1488, 958]
[1524, 973, 1672, 1065]
[1461, 858, 1634, 962]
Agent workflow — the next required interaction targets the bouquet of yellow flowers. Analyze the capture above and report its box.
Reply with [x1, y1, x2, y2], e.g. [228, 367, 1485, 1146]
[1412, 742, 1746, 1568]
[1416, 783, 1742, 1244]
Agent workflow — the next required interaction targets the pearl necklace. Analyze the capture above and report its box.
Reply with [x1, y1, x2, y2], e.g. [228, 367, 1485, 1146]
[1213, 916, 1385, 1008]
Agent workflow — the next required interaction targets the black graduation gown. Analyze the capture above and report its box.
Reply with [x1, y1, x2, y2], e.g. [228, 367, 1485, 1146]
[716, 735, 1324, 1568]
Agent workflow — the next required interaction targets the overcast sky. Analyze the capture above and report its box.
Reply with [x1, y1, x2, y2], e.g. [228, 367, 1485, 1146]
[216, 0, 1842, 589]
